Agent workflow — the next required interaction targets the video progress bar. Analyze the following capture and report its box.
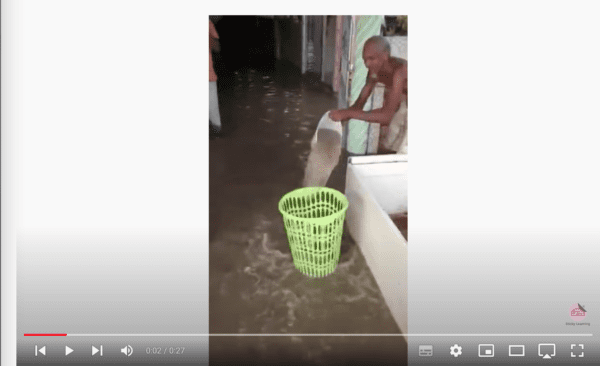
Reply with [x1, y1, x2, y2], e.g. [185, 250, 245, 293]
[24, 334, 67, 337]
[25, 334, 595, 337]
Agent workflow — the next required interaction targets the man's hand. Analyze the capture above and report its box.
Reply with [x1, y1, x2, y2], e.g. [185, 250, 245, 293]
[329, 109, 354, 122]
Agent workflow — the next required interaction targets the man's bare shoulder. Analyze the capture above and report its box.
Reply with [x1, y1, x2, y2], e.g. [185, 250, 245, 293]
[390, 58, 407, 83]
[392, 57, 407, 64]
[391, 57, 407, 71]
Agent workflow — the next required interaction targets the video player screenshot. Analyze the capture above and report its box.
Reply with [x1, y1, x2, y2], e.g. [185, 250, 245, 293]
[2, 2, 599, 365]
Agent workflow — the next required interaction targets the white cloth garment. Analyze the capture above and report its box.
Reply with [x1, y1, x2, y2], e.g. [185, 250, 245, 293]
[382, 100, 408, 154]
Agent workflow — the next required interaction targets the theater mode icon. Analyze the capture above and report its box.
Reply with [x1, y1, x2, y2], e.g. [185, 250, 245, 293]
[509, 345, 525, 357]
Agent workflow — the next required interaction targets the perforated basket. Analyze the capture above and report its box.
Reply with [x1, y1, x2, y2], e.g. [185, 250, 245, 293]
[278, 187, 349, 277]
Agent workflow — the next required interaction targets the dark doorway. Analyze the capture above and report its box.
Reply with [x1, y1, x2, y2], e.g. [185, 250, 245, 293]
[212, 16, 277, 75]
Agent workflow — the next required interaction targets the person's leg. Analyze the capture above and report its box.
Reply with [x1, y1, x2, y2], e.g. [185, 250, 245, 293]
[209, 81, 222, 131]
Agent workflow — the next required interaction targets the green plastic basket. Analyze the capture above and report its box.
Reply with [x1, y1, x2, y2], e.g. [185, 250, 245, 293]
[278, 187, 349, 277]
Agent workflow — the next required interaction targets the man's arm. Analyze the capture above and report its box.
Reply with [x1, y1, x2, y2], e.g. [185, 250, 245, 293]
[329, 77, 377, 121]
[345, 69, 404, 125]
[349, 76, 377, 111]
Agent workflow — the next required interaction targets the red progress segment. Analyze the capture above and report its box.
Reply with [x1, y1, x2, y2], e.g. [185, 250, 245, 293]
[24, 334, 67, 336]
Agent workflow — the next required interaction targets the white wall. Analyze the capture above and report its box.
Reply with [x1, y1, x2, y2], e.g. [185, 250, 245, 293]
[386, 36, 408, 60]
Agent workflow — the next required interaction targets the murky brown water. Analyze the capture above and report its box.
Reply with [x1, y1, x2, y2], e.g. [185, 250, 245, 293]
[389, 213, 408, 241]
[303, 128, 342, 187]
[209, 62, 406, 364]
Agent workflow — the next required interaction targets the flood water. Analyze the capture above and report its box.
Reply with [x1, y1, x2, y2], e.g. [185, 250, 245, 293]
[389, 213, 408, 241]
[303, 128, 342, 188]
[209, 57, 406, 363]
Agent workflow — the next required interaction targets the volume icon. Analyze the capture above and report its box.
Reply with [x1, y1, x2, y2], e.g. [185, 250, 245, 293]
[121, 345, 133, 357]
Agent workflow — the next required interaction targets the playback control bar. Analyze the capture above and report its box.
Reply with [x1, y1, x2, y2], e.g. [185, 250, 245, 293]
[18, 336, 208, 365]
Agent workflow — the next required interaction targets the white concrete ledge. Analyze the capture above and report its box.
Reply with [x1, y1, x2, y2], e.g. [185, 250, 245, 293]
[345, 154, 408, 339]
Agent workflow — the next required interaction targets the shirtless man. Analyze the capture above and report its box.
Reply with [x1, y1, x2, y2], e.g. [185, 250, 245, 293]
[329, 36, 407, 152]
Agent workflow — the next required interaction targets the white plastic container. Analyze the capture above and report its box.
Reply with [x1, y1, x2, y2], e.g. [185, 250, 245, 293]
[312, 111, 343, 140]
[344, 154, 408, 339]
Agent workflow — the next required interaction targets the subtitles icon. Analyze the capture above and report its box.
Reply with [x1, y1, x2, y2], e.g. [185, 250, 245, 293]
[509, 345, 525, 357]
[418, 345, 433, 357]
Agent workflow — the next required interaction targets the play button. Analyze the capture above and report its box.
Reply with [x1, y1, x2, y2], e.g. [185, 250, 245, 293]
[92, 345, 103, 356]
[65, 346, 73, 356]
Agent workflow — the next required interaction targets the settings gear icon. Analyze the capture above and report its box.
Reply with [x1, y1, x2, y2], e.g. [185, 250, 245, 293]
[450, 344, 462, 357]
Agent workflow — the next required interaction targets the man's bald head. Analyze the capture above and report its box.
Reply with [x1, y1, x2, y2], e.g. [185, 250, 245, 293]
[364, 36, 391, 56]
